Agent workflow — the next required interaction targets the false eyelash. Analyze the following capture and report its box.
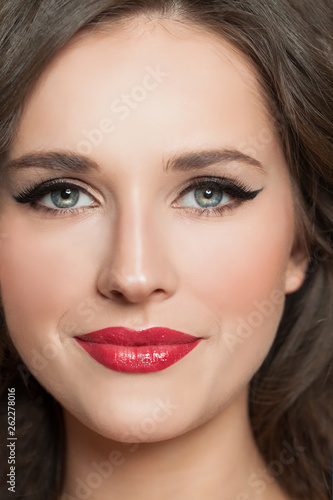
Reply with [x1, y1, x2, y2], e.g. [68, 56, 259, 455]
[173, 175, 263, 217]
[13, 175, 263, 218]
[14, 178, 91, 204]
[176, 176, 260, 201]
[13, 178, 98, 217]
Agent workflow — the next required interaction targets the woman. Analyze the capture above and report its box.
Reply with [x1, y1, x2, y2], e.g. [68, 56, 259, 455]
[0, 1, 332, 499]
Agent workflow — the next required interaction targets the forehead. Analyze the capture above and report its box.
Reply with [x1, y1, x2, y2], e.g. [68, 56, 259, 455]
[11, 19, 274, 160]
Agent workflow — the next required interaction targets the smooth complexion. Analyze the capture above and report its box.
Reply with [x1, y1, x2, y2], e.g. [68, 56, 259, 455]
[0, 18, 307, 500]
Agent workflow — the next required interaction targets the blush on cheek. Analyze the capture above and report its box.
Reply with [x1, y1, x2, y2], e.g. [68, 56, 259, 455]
[0, 222, 90, 337]
[176, 212, 290, 325]
[218, 242, 287, 317]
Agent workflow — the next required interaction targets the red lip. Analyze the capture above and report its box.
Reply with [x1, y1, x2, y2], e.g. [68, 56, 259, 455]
[75, 327, 202, 373]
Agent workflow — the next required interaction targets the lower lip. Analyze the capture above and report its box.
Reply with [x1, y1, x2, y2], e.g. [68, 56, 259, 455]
[75, 339, 202, 373]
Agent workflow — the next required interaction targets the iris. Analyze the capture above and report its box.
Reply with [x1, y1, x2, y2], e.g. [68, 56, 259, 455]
[51, 188, 79, 208]
[194, 186, 223, 208]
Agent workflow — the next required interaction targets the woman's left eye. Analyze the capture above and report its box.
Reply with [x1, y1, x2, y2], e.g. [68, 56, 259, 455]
[172, 177, 263, 216]
[41, 188, 93, 209]
[178, 184, 231, 209]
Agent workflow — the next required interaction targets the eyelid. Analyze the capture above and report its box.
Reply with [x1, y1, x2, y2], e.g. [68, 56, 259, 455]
[171, 175, 263, 217]
[174, 175, 257, 200]
[13, 177, 101, 205]
[13, 174, 262, 219]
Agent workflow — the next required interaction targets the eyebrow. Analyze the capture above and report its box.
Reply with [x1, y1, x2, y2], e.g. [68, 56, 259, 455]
[3, 152, 100, 174]
[3, 148, 265, 175]
[164, 148, 265, 174]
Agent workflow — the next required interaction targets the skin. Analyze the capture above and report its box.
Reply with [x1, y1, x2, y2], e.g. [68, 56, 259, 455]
[0, 18, 308, 500]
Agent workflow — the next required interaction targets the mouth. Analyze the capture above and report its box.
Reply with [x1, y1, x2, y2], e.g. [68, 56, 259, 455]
[74, 326, 202, 373]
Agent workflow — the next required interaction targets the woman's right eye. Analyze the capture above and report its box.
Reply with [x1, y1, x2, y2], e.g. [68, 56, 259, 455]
[40, 187, 95, 210]
[14, 180, 98, 216]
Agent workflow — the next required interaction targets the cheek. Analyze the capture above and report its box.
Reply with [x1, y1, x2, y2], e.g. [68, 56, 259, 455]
[171, 196, 292, 372]
[166, 203, 292, 417]
[175, 196, 292, 317]
[0, 213, 97, 349]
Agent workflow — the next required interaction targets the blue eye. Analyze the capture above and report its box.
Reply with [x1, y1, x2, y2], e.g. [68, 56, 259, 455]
[43, 188, 92, 209]
[173, 177, 263, 217]
[179, 183, 231, 209]
[194, 186, 228, 208]
[14, 180, 97, 215]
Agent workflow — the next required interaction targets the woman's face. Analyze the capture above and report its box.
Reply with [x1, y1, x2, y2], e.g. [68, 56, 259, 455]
[0, 21, 306, 441]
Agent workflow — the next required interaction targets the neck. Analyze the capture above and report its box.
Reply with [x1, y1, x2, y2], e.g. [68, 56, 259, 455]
[60, 388, 287, 500]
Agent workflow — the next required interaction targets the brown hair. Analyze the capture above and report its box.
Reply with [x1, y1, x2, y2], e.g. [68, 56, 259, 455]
[0, 1, 332, 499]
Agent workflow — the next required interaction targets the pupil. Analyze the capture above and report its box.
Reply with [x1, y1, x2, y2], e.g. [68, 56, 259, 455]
[194, 185, 223, 208]
[62, 189, 72, 199]
[51, 188, 79, 208]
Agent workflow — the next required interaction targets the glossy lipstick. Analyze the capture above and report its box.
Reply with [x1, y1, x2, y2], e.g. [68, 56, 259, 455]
[75, 327, 202, 373]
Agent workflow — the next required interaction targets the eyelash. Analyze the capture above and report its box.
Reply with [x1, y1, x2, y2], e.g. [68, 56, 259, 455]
[13, 176, 262, 218]
[14, 179, 97, 216]
[174, 176, 262, 217]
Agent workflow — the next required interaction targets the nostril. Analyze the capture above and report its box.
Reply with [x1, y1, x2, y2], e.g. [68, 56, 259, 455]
[107, 287, 167, 303]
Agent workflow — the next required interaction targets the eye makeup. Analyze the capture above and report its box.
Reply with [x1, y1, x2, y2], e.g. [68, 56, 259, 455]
[12, 174, 263, 218]
[13, 178, 98, 216]
[173, 176, 263, 217]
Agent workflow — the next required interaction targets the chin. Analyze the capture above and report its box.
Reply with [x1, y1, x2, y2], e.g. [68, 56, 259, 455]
[63, 395, 203, 445]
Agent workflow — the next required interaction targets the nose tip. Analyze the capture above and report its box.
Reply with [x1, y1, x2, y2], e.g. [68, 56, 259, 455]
[98, 258, 177, 305]
[105, 273, 168, 304]
[96, 206, 178, 305]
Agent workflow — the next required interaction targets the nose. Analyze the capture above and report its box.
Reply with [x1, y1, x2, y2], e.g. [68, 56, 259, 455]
[97, 204, 178, 305]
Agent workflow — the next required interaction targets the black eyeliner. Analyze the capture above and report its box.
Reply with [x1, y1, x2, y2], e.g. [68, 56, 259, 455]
[14, 179, 83, 204]
[179, 176, 263, 201]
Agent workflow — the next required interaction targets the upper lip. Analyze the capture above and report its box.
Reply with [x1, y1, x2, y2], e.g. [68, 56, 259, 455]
[75, 326, 200, 346]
